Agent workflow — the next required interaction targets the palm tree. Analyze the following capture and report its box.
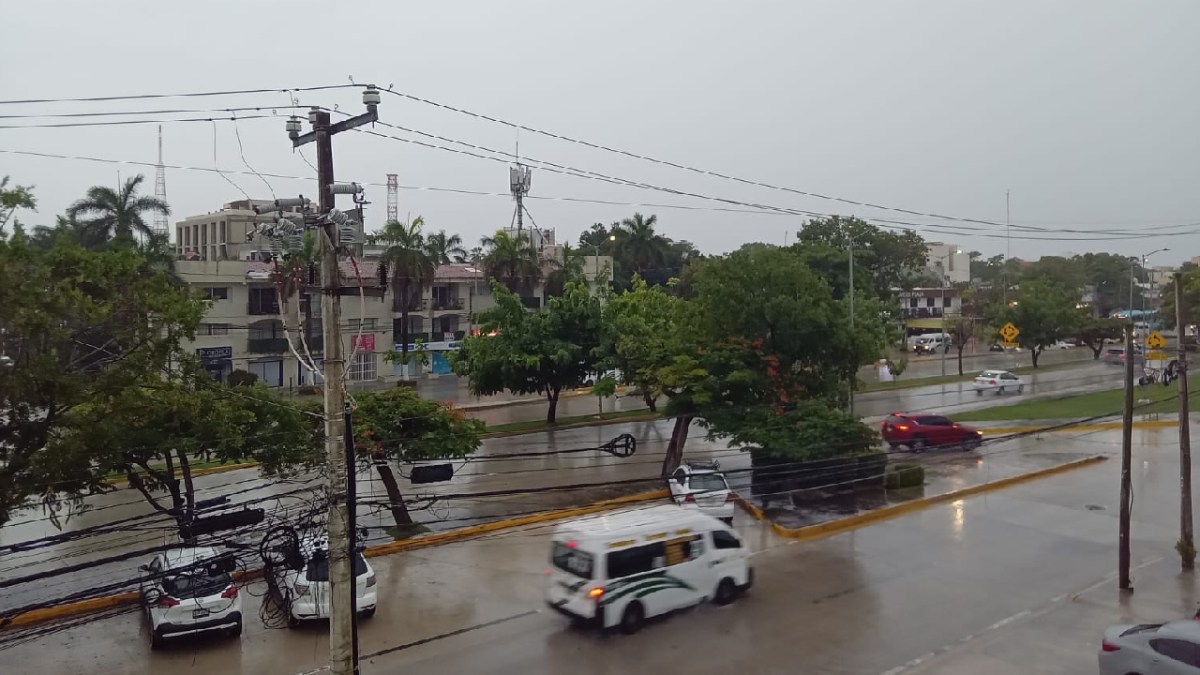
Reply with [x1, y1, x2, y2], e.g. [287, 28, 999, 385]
[544, 243, 587, 298]
[481, 230, 543, 296]
[425, 230, 468, 265]
[614, 213, 671, 286]
[66, 174, 169, 246]
[375, 217, 436, 376]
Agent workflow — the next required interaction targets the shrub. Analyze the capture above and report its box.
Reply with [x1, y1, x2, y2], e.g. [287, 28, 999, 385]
[227, 369, 259, 388]
[296, 384, 322, 396]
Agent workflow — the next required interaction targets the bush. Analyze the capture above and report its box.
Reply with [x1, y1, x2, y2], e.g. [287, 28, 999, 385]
[227, 369, 259, 388]
[296, 384, 321, 396]
[884, 463, 925, 489]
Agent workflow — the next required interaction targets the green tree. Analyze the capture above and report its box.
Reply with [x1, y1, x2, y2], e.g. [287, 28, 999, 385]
[601, 276, 681, 412]
[992, 280, 1082, 368]
[451, 280, 604, 423]
[0, 229, 206, 525]
[656, 246, 885, 474]
[40, 371, 315, 531]
[794, 215, 927, 299]
[614, 213, 671, 285]
[374, 217, 436, 376]
[1023, 255, 1086, 293]
[0, 176, 36, 235]
[352, 388, 484, 527]
[481, 229, 543, 295]
[1161, 269, 1200, 330]
[65, 174, 169, 246]
[1076, 316, 1126, 359]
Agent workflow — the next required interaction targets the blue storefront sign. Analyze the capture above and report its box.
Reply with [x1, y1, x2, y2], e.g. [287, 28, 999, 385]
[197, 346, 233, 363]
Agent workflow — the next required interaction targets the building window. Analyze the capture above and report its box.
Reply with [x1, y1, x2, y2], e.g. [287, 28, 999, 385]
[925, 297, 935, 308]
[248, 287, 279, 315]
[201, 323, 230, 336]
[347, 318, 377, 331]
[349, 351, 376, 381]
[943, 296, 952, 308]
[203, 287, 229, 301]
[909, 297, 918, 308]
[247, 359, 284, 387]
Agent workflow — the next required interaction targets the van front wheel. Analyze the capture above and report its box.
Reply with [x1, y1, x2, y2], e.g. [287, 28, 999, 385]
[619, 602, 644, 635]
[714, 578, 738, 606]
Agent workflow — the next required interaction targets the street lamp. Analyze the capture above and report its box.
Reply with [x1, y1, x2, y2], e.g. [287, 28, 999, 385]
[1131, 248, 1169, 324]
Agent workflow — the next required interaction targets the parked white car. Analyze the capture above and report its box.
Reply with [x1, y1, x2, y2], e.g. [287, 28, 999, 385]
[268, 535, 377, 626]
[1099, 619, 1200, 674]
[139, 547, 241, 648]
[1050, 340, 1076, 349]
[668, 462, 735, 524]
[972, 369, 1024, 395]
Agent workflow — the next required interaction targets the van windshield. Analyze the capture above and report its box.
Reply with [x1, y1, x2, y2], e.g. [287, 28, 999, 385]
[551, 542, 594, 579]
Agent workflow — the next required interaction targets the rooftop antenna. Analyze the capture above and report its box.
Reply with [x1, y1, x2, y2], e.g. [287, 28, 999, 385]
[509, 137, 532, 234]
[153, 125, 168, 237]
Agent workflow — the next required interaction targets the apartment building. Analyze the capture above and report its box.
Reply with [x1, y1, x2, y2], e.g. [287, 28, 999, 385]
[925, 242, 970, 285]
[176, 205, 610, 388]
[898, 287, 965, 334]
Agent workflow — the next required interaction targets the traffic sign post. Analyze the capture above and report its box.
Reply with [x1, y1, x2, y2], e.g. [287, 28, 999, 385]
[1000, 322, 1020, 349]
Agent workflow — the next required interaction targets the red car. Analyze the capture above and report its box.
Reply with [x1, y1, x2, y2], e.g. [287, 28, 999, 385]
[881, 412, 983, 452]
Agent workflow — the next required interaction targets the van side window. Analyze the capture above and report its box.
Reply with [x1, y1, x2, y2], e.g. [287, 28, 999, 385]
[607, 543, 666, 579]
[712, 530, 741, 550]
[664, 535, 703, 565]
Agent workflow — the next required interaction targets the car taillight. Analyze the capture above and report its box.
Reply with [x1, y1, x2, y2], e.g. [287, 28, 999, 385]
[294, 583, 309, 598]
[159, 596, 180, 607]
[897, 424, 909, 431]
[990, 380, 997, 385]
[220, 585, 238, 599]
[725, 493, 735, 504]
[684, 493, 696, 503]
[587, 586, 605, 600]
[1101, 640, 1120, 652]
[365, 575, 376, 588]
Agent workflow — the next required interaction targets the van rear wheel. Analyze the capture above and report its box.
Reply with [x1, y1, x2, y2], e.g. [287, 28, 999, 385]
[714, 578, 738, 606]
[619, 602, 644, 635]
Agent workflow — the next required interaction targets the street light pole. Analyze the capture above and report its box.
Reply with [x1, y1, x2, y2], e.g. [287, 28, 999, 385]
[848, 243, 855, 415]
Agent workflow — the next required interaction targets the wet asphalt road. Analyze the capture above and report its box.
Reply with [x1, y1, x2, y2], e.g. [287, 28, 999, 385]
[0, 423, 1188, 674]
[0, 357, 1120, 614]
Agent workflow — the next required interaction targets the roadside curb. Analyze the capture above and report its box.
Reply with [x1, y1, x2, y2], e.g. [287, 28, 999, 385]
[981, 420, 1176, 436]
[482, 412, 661, 439]
[736, 454, 1107, 542]
[0, 488, 669, 632]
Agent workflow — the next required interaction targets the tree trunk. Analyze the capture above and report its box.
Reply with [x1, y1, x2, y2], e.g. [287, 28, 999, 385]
[1031, 347, 1042, 368]
[1091, 343, 1104, 359]
[372, 453, 412, 526]
[956, 347, 965, 376]
[661, 415, 694, 477]
[643, 391, 657, 413]
[176, 450, 197, 544]
[546, 386, 561, 424]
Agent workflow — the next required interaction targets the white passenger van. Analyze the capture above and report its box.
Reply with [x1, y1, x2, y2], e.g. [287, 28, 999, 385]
[545, 504, 752, 634]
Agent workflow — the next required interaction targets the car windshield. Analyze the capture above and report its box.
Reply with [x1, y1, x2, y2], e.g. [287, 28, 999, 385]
[305, 553, 369, 582]
[162, 570, 231, 599]
[551, 542, 594, 579]
[689, 474, 728, 492]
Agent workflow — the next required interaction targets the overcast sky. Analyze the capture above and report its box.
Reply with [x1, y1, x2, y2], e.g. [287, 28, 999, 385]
[2, 1, 1197, 264]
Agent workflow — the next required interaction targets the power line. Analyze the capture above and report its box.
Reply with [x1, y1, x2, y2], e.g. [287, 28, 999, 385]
[0, 105, 311, 120]
[0, 113, 281, 130]
[0, 84, 361, 106]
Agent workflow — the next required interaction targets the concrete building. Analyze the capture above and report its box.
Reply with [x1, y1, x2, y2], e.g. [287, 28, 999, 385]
[925, 242, 970, 285]
[898, 287, 965, 334]
[175, 204, 610, 389]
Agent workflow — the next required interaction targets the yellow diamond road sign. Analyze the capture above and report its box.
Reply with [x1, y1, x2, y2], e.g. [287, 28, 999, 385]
[1146, 330, 1167, 349]
[999, 322, 1020, 343]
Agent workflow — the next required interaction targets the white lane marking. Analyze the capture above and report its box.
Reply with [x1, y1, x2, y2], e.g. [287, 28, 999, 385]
[877, 556, 1166, 675]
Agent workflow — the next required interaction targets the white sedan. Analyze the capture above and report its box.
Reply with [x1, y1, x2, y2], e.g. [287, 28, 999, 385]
[973, 370, 1024, 395]
[1100, 619, 1200, 674]
[139, 547, 242, 648]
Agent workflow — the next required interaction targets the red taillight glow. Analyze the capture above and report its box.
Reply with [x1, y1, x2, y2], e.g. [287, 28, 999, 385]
[159, 596, 180, 607]
[990, 380, 997, 385]
[565, 540, 578, 549]
[897, 424, 909, 431]
[220, 585, 238, 599]
[587, 587, 605, 599]
[685, 493, 696, 503]
[1101, 640, 1120, 652]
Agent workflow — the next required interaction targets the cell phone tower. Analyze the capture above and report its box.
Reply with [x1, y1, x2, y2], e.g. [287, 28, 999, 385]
[152, 125, 168, 236]
[386, 173, 398, 223]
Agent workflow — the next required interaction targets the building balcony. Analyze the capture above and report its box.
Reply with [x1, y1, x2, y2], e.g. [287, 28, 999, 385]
[902, 308, 950, 319]
[248, 337, 290, 354]
[432, 298, 465, 311]
[393, 298, 428, 313]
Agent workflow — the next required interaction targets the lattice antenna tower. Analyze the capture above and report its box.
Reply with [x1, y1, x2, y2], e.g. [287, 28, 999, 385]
[386, 173, 398, 223]
[509, 162, 531, 233]
[152, 125, 168, 236]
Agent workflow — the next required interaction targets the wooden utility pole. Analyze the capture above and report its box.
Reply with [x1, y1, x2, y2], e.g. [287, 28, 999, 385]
[1176, 272, 1194, 569]
[289, 88, 379, 675]
[1119, 322, 1135, 590]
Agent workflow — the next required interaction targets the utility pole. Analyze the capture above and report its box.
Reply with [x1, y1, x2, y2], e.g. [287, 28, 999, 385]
[1004, 189, 1010, 306]
[343, 403, 360, 665]
[1177, 272, 1194, 569]
[288, 87, 380, 675]
[1119, 322, 1135, 591]
[848, 243, 855, 416]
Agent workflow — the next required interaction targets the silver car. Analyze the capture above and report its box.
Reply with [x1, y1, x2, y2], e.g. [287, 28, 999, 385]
[1099, 620, 1200, 674]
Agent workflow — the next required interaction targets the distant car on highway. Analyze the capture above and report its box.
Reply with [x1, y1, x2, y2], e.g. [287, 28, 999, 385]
[880, 412, 982, 452]
[1049, 340, 1076, 349]
[1099, 619, 1200, 674]
[989, 342, 1022, 352]
[139, 547, 241, 649]
[973, 370, 1024, 395]
[668, 462, 734, 524]
[1104, 348, 1145, 366]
